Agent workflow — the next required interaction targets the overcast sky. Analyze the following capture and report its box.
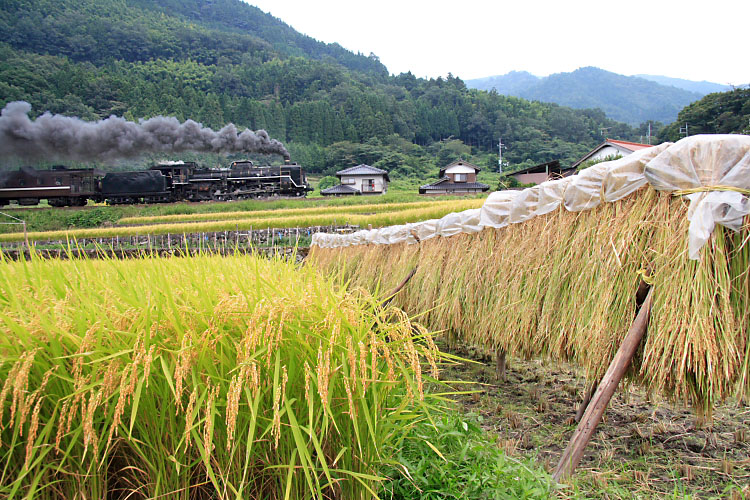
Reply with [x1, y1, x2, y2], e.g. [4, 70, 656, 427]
[245, 0, 748, 86]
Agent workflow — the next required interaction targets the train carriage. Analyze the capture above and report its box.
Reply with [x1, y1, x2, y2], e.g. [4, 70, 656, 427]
[0, 166, 102, 207]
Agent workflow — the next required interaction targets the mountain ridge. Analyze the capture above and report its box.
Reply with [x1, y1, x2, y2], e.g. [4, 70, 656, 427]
[1, 0, 653, 176]
[466, 67, 706, 125]
[633, 74, 731, 96]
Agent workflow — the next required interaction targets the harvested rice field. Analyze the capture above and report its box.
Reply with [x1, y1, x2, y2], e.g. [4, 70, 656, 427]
[440, 343, 750, 499]
[309, 179, 750, 497]
[310, 189, 750, 414]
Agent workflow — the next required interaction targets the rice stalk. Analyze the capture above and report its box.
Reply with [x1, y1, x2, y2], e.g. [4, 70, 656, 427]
[310, 187, 750, 413]
[0, 251, 445, 498]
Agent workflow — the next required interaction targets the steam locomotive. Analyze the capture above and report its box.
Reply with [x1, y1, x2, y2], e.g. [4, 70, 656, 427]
[0, 160, 312, 207]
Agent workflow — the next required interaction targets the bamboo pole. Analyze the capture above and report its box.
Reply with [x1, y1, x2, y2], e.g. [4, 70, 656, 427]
[553, 288, 653, 482]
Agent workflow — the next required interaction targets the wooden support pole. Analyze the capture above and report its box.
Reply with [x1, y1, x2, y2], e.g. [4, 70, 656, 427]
[381, 267, 417, 308]
[495, 347, 507, 382]
[575, 381, 598, 423]
[553, 288, 653, 482]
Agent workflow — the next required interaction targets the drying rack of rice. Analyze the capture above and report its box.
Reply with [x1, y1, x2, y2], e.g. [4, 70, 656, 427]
[309, 135, 750, 415]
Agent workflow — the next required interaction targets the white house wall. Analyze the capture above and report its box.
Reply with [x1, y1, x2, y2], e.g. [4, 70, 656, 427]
[591, 145, 626, 162]
[340, 174, 387, 193]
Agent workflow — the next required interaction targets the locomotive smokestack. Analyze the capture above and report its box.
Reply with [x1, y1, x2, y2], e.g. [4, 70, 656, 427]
[0, 101, 290, 161]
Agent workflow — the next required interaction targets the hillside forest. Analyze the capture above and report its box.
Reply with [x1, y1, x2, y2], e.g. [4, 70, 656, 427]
[1, 0, 748, 188]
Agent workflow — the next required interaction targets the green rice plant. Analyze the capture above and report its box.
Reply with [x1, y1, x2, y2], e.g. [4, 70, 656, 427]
[0, 251, 445, 498]
[118, 200, 457, 226]
[0, 199, 484, 243]
[310, 187, 750, 414]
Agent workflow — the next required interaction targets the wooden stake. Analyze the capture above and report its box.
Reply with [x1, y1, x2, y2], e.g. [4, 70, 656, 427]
[575, 381, 598, 423]
[553, 288, 653, 482]
[381, 267, 417, 307]
[495, 347, 507, 382]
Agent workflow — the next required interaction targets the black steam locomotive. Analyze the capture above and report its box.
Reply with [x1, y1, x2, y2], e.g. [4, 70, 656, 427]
[0, 160, 312, 207]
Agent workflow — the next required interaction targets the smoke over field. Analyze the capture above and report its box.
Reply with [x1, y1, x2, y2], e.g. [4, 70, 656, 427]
[0, 101, 289, 161]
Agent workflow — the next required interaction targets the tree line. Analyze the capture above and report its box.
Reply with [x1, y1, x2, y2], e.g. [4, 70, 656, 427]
[0, 0, 668, 179]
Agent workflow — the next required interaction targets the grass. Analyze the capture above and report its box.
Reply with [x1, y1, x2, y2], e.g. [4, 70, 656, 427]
[379, 414, 551, 499]
[0, 199, 484, 243]
[309, 187, 750, 413]
[0, 251, 445, 498]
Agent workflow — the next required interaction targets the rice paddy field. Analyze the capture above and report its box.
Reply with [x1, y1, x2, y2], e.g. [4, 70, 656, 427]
[0, 252, 457, 498]
[0, 198, 484, 243]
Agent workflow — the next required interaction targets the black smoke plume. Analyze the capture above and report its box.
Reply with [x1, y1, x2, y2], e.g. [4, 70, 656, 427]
[0, 101, 290, 161]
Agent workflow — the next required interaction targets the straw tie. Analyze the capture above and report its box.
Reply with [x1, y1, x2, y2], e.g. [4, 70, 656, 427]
[672, 186, 750, 196]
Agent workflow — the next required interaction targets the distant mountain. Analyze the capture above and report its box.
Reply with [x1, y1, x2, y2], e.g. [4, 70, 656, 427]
[466, 67, 704, 125]
[0, 0, 646, 176]
[633, 75, 731, 96]
[466, 71, 540, 95]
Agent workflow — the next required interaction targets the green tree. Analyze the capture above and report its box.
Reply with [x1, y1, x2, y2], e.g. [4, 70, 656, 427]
[317, 175, 337, 190]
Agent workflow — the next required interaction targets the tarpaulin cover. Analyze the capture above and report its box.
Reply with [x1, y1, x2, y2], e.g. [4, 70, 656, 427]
[313, 135, 750, 260]
[412, 219, 440, 242]
[535, 177, 572, 216]
[509, 185, 540, 224]
[645, 134, 750, 258]
[479, 190, 519, 229]
[602, 142, 671, 202]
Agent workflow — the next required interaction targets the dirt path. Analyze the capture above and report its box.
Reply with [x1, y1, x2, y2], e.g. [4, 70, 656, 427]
[439, 344, 750, 499]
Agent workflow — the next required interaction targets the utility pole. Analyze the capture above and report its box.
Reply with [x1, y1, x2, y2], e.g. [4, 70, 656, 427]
[679, 123, 689, 138]
[498, 138, 507, 173]
[647, 122, 652, 145]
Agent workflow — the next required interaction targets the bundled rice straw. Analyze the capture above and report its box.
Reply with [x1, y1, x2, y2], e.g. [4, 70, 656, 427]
[310, 135, 750, 414]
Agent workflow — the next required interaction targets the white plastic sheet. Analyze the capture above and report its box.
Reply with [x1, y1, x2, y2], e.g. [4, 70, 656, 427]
[412, 219, 440, 242]
[563, 161, 611, 212]
[432, 209, 482, 237]
[509, 185, 540, 224]
[645, 135, 750, 258]
[602, 143, 671, 202]
[479, 190, 519, 229]
[312, 136, 750, 257]
[535, 177, 572, 216]
[459, 209, 483, 233]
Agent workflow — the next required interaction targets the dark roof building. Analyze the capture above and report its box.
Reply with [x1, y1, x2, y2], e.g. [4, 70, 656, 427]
[419, 159, 489, 195]
[319, 184, 361, 196]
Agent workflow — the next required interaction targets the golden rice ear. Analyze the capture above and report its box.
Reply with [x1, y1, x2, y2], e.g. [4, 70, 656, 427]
[310, 187, 750, 413]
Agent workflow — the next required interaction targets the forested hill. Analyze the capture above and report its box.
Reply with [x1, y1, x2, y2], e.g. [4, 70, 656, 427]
[467, 67, 703, 125]
[0, 0, 388, 75]
[658, 87, 750, 142]
[0, 0, 644, 178]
